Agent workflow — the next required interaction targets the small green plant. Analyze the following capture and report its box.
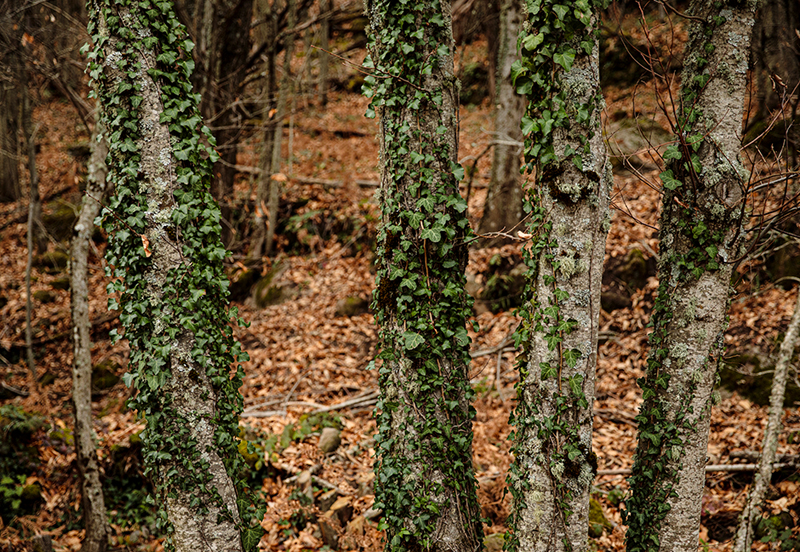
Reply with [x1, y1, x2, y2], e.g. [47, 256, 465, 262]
[0, 475, 27, 521]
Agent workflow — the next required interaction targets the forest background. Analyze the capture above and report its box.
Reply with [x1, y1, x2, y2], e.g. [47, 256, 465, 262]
[0, 0, 799, 551]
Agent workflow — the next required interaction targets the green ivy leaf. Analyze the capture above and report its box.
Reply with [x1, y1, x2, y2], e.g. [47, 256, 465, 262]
[663, 145, 681, 160]
[403, 331, 425, 350]
[553, 49, 576, 71]
[660, 170, 682, 190]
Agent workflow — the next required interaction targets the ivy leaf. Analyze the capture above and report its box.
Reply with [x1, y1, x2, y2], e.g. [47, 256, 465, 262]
[418, 196, 435, 212]
[522, 32, 544, 52]
[420, 226, 442, 242]
[563, 348, 582, 369]
[455, 327, 469, 347]
[403, 331, 424, 350]
[660, 170, 682, 190]
[242, 526, 265, 551]
[552, 4, 569, 20]
[663, 145, 681, 161]
[553, 49, 576, 72]
[451, 162, 465, 181]
[540, 363, 557, 380]
[568, 374, 584, 397]
[521, 115, 538, 136]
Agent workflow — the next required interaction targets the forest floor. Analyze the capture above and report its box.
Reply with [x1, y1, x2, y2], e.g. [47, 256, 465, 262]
[1, 33, 800, 552]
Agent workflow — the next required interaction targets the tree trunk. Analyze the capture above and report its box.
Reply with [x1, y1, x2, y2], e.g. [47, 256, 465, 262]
[22, 70, 46, 255]
[87, 1, 260, 550]
[749, 0, 800, 117]
[366, 2, 484, 552]
[265, 0, 295, 257]
[0, 25, 22, 203]
[477, 0, 525, 244]
[733, 290, 800, 552]
[192, 0, 252, 248]
[23, 63, 45, 386]
[250, 0, 278, 262]
[319, 0, 329, 106]
[70, 120, 110, 552]
[504, 3, 611, 552]
[624, 2, 757, 552]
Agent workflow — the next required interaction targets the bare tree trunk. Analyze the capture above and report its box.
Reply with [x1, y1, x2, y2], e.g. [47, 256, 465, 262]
[192, 0, 252, 248]
[265, 0, 295, 257]
[506, 6, 611, 552]
[477, 0, 524, 244]
[70, 120, 110, 552]
[367, 1, 484, 551]
[625, 2, 757, 551]
[0, 28, 21, 203]
[23, 67, 44, 386]
[733, 289, 800, 552]
[22, 73, 46, 255]
[319, 0, 329, 106]
[250, 0, 278, 262]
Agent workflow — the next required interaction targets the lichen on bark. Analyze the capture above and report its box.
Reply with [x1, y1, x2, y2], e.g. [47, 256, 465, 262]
[506, 2, 611, 551]
[624, 2, 757, 551]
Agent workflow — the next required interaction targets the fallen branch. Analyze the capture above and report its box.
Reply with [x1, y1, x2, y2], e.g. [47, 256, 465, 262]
[241, 389, 380, 418]
[596, 463, 797, 477]
[470, 338, 515, 359]
[730, 451, 800, 464]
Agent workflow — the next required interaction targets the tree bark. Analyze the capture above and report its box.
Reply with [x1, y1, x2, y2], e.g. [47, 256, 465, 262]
[70, 120, 110, 552]
[319, 0, 329, 106]
[733, 290, 800, 552]
[507, 6, 611, 552]
[264, 0, 295, 257]
[477, 0, 525, 244]
[189, 0, 252, 248]
[0, 16, 22, 203]
[88, 1, 254, 550]
[625, 2, 757, 552]
[249, 0, 278, 262]
[23, 63, 45, 385]
[366, 1, 484, 551]
[749, 0, 800, 118]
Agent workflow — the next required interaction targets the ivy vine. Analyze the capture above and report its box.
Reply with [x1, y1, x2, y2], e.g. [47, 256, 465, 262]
[504, 1, 607, 550]
[363, 1, 483, 551]
[85, 0, 263, 549]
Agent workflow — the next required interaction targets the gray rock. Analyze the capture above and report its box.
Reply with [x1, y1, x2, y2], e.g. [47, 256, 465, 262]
[318, 427, 341, 453]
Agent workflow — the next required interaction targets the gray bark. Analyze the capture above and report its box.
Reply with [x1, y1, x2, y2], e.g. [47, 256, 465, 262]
[511, 17, 611, 552]
[94, 5, 243, 551]
[70, 120, 110, 552]
[626, 2, 757, 551]
[478, 0, 525, 243]
[733, 290, 800, 552]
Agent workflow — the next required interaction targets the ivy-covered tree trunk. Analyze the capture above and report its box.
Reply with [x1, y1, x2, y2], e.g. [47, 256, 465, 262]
[365, 2, 484, 552]
[71, 120, 110, 552]
[478, 0, 525, 243]
[505, 2, 611, 551]
[87, 1, 261, 551]
[624, 2, 757, 552]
